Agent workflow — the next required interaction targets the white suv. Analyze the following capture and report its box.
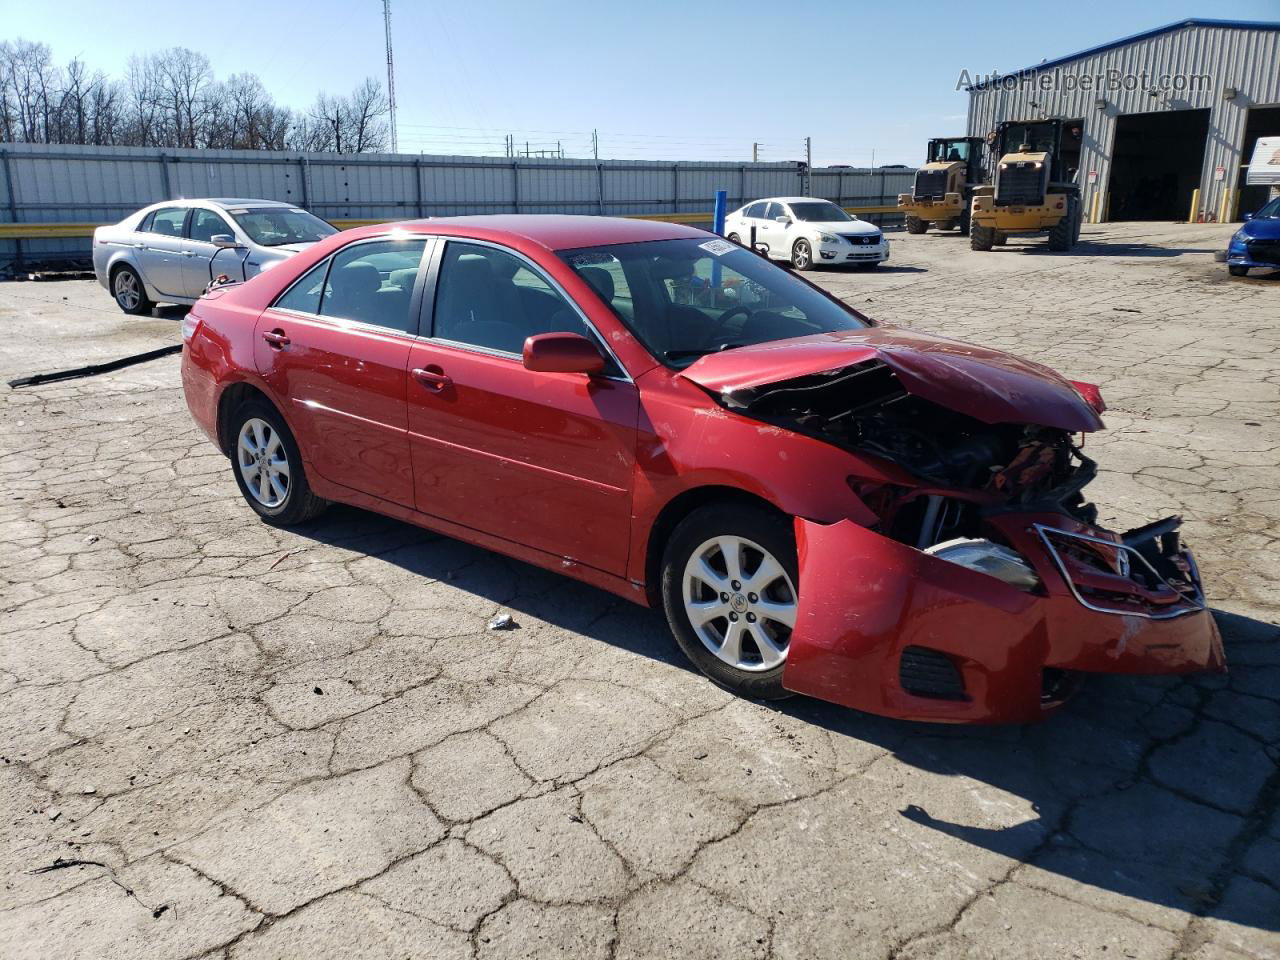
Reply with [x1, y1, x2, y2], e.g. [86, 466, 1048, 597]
[722, 197, 889, 271]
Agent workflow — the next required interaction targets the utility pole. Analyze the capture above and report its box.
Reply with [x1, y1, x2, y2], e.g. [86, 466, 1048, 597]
[804, 136, 812, 194]
[382, 0, 398, 153]
[752, 142, 758, 162]
[592, 129, 599, 160]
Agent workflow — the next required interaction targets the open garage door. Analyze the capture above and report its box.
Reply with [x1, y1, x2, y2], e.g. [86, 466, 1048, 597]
[1109, 109, 1209, 221]
[1238, 105, 1280, 219]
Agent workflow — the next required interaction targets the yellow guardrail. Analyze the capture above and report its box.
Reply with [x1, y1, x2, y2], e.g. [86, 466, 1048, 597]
[0, 205, 902, 240]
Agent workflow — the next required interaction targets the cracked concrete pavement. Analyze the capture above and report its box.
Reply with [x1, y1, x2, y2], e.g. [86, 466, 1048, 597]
[0, 222, 1277, 959]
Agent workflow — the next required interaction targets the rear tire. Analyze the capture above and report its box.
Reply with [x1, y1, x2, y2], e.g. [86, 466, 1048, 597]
[905, 216, 927, 235]
[970, 223, 994, 251]
[1228, 265, 1249, 276]
[229, 400, 328, 527]
[790, 238, 814, 271]
[994, 231, 1008, 246]
[959, 205, 972, 236]
[662, 504, 798, 701]
[111, 264, 153, 315]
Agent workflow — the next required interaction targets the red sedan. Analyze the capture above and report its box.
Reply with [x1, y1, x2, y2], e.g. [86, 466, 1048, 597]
[181, 215, 1224, 723]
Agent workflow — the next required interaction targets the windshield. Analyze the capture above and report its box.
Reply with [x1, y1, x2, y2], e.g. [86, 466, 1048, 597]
[1253, 197, 1280, 219]
[1000, 123, 1057, 154]
[930, 140, 971, 163]
[559, 237, 868, 367]
[231, 208, 336, 247]
[788, 201, 851, 222]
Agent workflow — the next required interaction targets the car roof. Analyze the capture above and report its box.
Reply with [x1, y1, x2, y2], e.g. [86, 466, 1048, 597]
[203, 198, 297, 209]
[349, 215, 707, 251]
[750, 197, 835, 205]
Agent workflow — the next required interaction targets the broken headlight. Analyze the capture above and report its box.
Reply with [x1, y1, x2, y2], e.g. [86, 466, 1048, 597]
[925, 538, 1041, 592]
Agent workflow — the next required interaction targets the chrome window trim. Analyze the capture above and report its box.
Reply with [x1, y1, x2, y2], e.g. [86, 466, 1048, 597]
[266, 306, 424, 343]
[425, 236, 633, 384]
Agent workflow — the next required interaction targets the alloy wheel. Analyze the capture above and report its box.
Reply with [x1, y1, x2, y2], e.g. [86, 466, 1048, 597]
[793, 241, 810, 269]
[237, 417, 291, 508]
[682, 535, 797, 671]
[114, 270, 140, 310]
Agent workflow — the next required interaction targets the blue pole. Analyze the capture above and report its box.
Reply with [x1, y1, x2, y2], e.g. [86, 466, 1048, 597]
[711, 189, 727, 292]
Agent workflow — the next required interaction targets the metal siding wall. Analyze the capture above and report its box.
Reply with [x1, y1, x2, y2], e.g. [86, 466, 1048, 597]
[966, 24, 1280, 221]
[0, 142, 916, 270]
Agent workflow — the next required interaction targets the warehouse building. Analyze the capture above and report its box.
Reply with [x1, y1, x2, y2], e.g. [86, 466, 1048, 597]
[965, 18, 1280, 223]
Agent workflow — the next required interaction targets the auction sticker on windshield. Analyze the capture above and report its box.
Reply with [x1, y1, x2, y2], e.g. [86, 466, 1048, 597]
[700, 239, 737, 256]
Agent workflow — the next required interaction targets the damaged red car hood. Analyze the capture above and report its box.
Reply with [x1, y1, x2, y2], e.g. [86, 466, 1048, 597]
[679, 327, 1105, 433]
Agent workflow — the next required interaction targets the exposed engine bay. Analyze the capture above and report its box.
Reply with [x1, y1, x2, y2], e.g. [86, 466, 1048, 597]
[717, 359, 1099, 546]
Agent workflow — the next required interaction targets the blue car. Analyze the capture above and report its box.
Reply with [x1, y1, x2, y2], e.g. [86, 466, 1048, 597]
[1227, 195, 1280, 277]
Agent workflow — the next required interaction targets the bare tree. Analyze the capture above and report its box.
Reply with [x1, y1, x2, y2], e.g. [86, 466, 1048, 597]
[153, 48, 214, 148]
[1, 42, 389, 154]
[0, 39, 58, 142]
[346, 77, 390, 153]
[123, 54, 162, 146]
[301, 78, 390, 154]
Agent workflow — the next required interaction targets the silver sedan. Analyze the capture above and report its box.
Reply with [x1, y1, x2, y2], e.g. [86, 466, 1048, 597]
[93, 198, 337, 314]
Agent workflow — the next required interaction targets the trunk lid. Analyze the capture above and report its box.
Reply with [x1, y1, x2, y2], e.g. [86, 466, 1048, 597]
[678, 327, 1104, 433]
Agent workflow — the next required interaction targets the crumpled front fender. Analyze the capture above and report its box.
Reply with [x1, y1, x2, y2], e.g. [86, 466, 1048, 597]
[782, 518, 1225, 724]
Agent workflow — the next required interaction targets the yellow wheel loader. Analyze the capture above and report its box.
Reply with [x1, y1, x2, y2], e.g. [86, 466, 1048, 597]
[897, 137, 986, 235]
[970, 119, 1081, 252]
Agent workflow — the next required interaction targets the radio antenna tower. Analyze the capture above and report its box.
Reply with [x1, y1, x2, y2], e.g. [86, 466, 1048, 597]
[383, 0, 398, 153]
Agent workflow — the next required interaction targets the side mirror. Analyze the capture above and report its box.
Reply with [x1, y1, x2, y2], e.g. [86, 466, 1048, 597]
[522, 332, 605, 375]
[1242, 212, 1254, 222]
[775, 215, 792, 225]
[210, 234, 241, 248]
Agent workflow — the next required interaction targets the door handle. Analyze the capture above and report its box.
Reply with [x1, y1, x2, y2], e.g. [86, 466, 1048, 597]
[412, 366, 452, 392]
[181, 250, 195, 257]
[262, 330, 290, 348]
[133, 242, 145, 248]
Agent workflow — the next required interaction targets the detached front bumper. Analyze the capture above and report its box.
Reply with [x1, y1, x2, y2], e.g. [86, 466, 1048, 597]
[782, 512, 1224, 724]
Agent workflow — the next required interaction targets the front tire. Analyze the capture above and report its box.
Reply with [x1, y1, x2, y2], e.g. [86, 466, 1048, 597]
[229, 400, 328, 526]
[1228, 265, 1249, 277]
[970, 223, 994, 251]
[790, 238, 814, 271]
[905, 216, 927, 235]
[112, 265, 153, 315]
[1048, 205, 1074, 251]
[662, 505, 799, 701]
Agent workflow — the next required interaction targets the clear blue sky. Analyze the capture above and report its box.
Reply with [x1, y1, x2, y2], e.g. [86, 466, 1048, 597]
[6, 1, 1278, 164]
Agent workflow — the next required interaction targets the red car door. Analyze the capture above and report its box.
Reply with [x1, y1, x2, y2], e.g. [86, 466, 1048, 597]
[405, 239, 638, 576]
[254, 236, 430, 509]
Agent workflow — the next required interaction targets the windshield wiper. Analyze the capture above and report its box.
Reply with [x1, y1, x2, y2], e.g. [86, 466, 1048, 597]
[663, 342, 749, 361]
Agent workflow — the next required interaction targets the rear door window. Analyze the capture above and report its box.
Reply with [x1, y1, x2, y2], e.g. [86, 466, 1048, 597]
[147, 207, 188, 238]
[317, 239, 428, 334]
[274, 261, 329, 315]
